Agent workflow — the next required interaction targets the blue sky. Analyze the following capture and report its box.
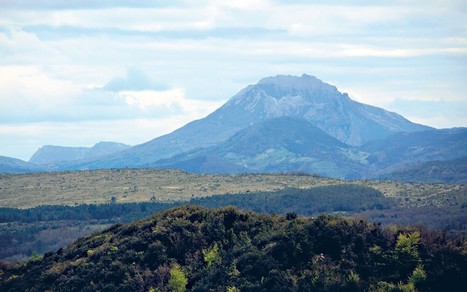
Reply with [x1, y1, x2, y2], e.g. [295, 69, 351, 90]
[1, 0, 466, 160]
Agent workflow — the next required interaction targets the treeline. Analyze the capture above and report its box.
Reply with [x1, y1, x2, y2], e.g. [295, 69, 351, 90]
[2, 184, 465, 263]
[0, 202, 177, 223]
[0, 185, 393, 224]
[192, 184, 396, 215]
[1, 206, 466, 291]
[2, 183, 465, 263]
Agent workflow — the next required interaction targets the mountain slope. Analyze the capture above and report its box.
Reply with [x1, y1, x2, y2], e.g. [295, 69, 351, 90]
[1, 206, 465, 291]
[29, 142, 131, 165]
[209, 74, 430, 146]
[383, 156, 467, 183]
[63, 74, 430, 170]
[153, 117, 366, 178]
[0, 156, 40, 173]
[363, 128, 467, 176]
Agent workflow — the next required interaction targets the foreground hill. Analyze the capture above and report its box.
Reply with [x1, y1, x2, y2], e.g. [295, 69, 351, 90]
[1, 206, 465, 291]
[2, 169, 465, 263]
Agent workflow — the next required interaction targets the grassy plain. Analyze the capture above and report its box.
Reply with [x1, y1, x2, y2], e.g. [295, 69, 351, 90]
[0, 168, 465, 208]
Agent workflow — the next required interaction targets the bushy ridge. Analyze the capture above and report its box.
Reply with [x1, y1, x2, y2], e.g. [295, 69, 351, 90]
[1, 206, 466, 291]
[2, 184, 466, 263]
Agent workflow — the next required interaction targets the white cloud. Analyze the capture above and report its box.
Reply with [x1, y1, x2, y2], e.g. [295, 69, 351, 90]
[0, 0, 466, 159]
[0, 66, 80, 121]
[121, 89, 224, 116]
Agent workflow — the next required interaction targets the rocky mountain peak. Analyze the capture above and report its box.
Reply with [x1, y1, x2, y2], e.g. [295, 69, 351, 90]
[252, 74, 341, 101]
[210, 74, 430, 146]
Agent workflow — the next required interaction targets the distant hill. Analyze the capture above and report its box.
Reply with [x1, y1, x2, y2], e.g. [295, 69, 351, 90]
[149, 121, 467, 179]
[65, 74, 430, 170]
[1, 206, 465, 291]
[362, 128, 467, 177]
[383, 156, 467, 183]
[152, 117, 366, 178]
[29, 141, 131, 165]
[0, 156, 39, 173]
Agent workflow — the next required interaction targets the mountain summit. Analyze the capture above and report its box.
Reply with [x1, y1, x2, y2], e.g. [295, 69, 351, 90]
[62, 74, 431, 171]
[210, 74, 430, 146]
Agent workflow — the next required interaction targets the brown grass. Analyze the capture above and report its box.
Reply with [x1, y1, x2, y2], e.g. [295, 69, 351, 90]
[0, 168, 465, 208]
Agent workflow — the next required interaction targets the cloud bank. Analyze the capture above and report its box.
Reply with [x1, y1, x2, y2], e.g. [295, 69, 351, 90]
[0, 0, 466, 160]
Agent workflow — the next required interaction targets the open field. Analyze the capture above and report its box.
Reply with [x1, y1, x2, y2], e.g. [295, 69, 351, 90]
[0, 168, 465, 208]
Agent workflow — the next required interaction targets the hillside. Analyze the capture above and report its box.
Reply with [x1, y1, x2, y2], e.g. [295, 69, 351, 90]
[152, 117, 366, 177]
[384, 156, 467, 183]
[363, 128, 467, 177]
[0, 156, 39, 174]
[1, 169, 465, 263]
[29, 142, 131, 165]
[1, 206, 465, 291]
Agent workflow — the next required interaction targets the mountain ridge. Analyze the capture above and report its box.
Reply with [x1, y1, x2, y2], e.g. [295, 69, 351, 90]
[29, 141, 131, 165]
[150, 117, 366, 178]
[58, 74, 431, 170]
[2, 74, 464, 181]
[1, 206, 466, 291]
[0, 156, 40, 174]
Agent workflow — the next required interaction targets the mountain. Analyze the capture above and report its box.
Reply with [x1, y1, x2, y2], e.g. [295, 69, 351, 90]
[209, 74, 430, 146]
[1, 206, 466, 291]
[29, 141, 131, 165]
[0, 156, 39, 173]
[362, 128, 467, 177]
[64, 74, 430, 170]
[152, 117, 367, 178]
[383, 156, 467, 183]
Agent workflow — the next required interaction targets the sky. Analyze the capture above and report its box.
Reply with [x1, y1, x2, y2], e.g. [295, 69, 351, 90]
[1, 0, 466, 161]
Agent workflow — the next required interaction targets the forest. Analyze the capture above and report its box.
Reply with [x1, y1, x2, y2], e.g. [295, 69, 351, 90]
[1, 184, 466, 262]
[1, 205, 466, 291]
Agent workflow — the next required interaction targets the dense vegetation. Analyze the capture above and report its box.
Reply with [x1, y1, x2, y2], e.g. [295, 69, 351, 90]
[1, 185, 390, 262]
[0, 203, 177, 262]
[191, 185, 396, 215]
[0, 202, 175, 223]
[2, 184, 466, 262]
[1, 206, 466, 291]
